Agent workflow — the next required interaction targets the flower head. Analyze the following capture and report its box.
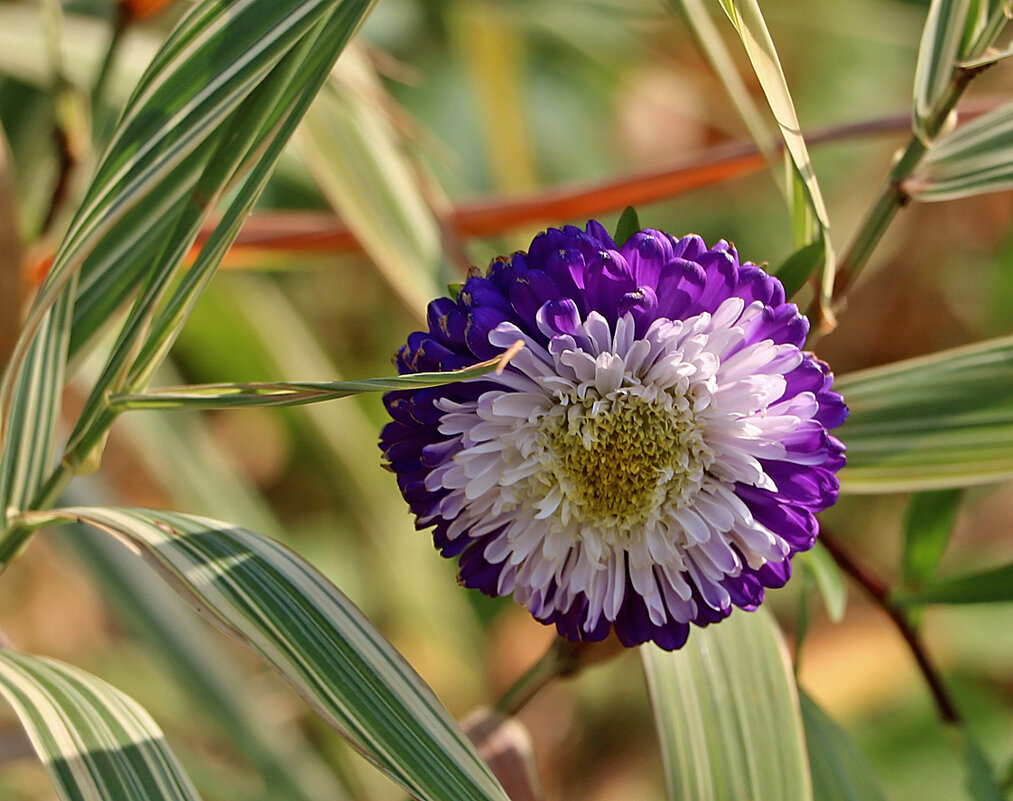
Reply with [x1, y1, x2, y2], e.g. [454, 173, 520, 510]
[380, 221, 846, 650]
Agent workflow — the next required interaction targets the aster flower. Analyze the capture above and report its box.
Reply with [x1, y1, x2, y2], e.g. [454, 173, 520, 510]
[380, 221, 846, 650]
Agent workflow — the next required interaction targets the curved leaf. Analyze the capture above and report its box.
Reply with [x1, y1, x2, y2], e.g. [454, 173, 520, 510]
[914, 0, 971, 137]
[27, 507, 509, 801]
[902, 489, 962, 587]
[836, 335, 1013, 492]
[895, 562, 1013, 605]
[712, 0, 835, 315]
[298, 48, 444, 316]
[909, 101, 1013, 201]
[641, 608, 812, 801]
[107, 349, 517, 410]
[0, 650, 202, 801]
[799, 690, 890, 801]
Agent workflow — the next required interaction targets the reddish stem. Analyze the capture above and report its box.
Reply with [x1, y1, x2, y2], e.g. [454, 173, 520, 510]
[819, 532, 961, 725]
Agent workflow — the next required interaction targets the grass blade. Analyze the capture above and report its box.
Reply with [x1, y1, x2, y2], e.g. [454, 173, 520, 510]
[0, 649, 203, 801]
[894, 562, 1013, 605]
[914, 0, 972, 138]
[62, 519, 352, 801]
[298, 48, 445, 315]
[107, 351, 518, 410]
[667, 0, 773, 150]
[799, 690, 890, 801]
[909, 100, 1013, 201]
[27, 507, 510, 801]
[0, 127, 21, 373]
[711, 0, 835, 321]
[0, 286, 75, 523]
[641, 608, 812, 801]
[836, 335, 1013, 492]
[902, 489, 963, 587]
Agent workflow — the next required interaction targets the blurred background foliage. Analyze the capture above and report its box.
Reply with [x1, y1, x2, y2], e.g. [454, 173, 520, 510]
[0, 0, 1010, 799]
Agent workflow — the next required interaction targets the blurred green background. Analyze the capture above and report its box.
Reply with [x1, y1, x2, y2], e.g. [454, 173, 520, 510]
[0, 0, 1011, 799]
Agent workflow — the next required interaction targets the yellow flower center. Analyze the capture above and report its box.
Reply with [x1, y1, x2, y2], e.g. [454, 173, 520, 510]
[543, 390, 711, 528]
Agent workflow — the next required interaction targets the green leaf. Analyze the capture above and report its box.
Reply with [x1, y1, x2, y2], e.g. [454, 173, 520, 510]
[798, 690, 890, 801]
[641, 608, 812, 801]
[962, 729, 1006, 801]
[0, 286, 75, 520]
[909, 101, 1013, 202]
[107, 351, 514, 410]
[913, 0, 972, 138]
[902, 489, 963, 586]
[894, 561, 1013, 605]
[0, 126, 20, 373]
[29, 507, 509, 801]
[836, 335, 1013, 493]
[613, 206, 641, 247]
[774, 240, 824, 300]
[798, 544, 847, 623]
[0, 0, 378, 528]
[665, 0, 774, 162]
[710, 0, 835, 317]
[61, 514, 351, 801]
[64, 2, 378, 465]
[0, 649, 203, 801]
[298, 49, 444, 315]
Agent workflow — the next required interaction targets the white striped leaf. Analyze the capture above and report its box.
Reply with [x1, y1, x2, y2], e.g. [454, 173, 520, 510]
[712, 0, 835, 315]
[0, 649, 203, 801]
[0, 0, 376, 468]
[641, 608, 812, 801]
[299, 49, 444, 316]
[836, 335, 1013, 492]
[666, 0, 773, 160]
[0, 286, 75, 527]
[107, 351, 515, 411]
[31, 507, 510, 801]
[62, 4, 374, 467]
[914, 0, 972, 137]
[909, 101, 1013, 201]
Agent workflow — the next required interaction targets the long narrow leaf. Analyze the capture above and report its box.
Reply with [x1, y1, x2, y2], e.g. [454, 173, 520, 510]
[0, 0, 375, 434]
[124, 3, 375, 393]
[666, 0, 773, 159]
[909, 100, 1013, 201]
[26, 507, 509, 801]
[713, 0, 835, 316]
[902, 489, 962, 587]
[108, 350, 517, 410]
[799, 690, 890, 801]
[0, 127, 21, 372]
[894, 562, 1013, 605]
[62, 520, 352, 801]
[836, 335, 1013, 492]
[914, 0, 972, 137]
[641, 608, 812, 801]
[0, 285, 75, 522]
[0, 650, 203, 801]
[298, 49, 444, 315]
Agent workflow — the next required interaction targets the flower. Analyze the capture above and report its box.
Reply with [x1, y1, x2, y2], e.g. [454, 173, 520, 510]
[380, 221, 846, 650]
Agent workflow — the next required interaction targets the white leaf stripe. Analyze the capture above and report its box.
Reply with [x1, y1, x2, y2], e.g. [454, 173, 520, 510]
[0, 650, 202, 801]
[125, 4, 374, 387]
[836, 335, 1013, 491]
[47, 507, 508, 801]
[641, 609, 812, 801]
[0, 0, 355, 432]
[0, 286, 74, 517]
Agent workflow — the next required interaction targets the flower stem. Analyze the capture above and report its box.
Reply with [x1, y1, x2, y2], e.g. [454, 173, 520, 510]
[493, 637, 587, 718]
[832, 63, 990, 305]
[819, 531, 961, 725]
